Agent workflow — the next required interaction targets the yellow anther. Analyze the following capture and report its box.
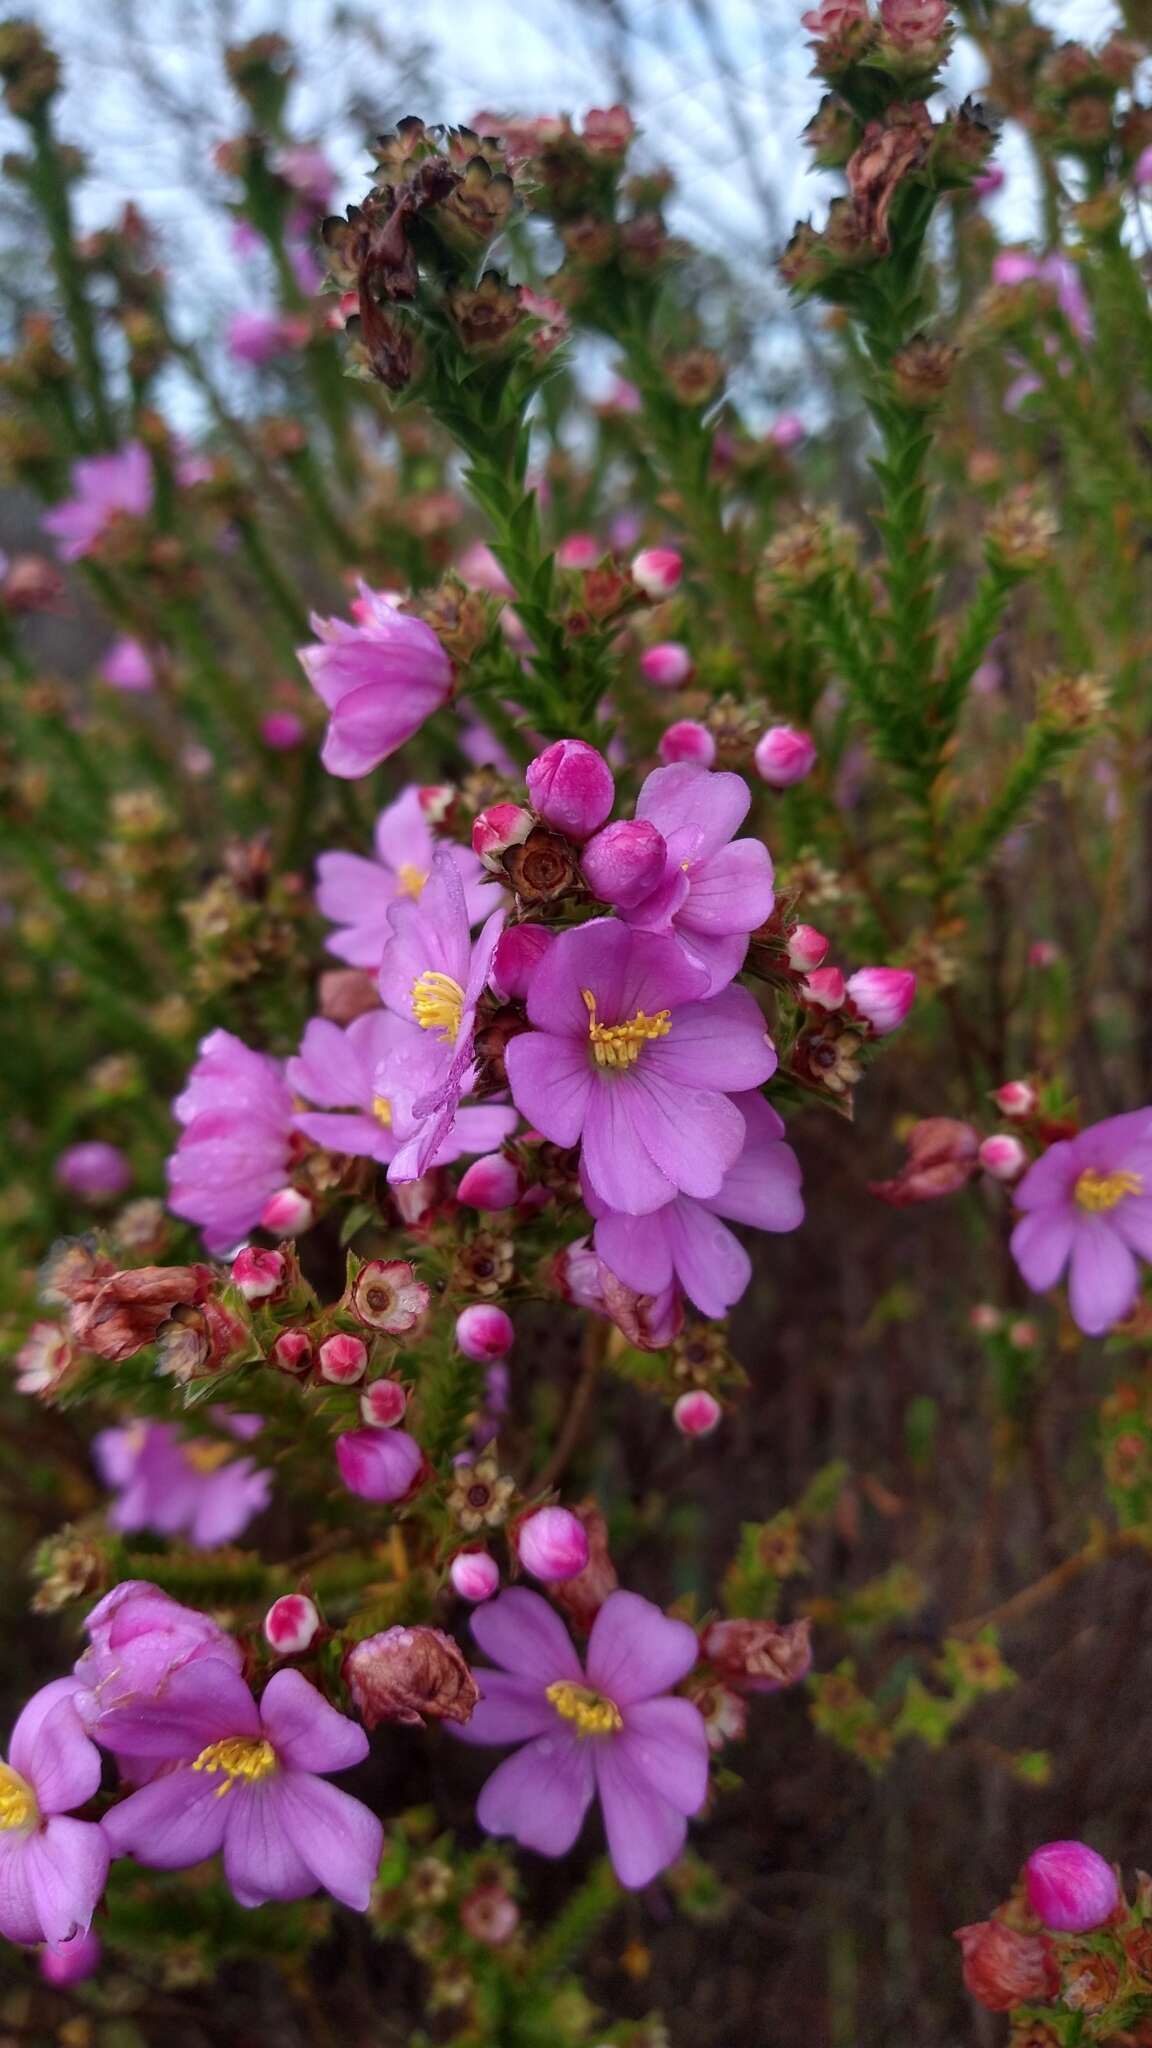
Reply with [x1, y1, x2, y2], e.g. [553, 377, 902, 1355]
[411, 969, 466, 1043]
[546, 1680, 623, 1738]
[184, 1442, 235, 1475]
[0, 1763, 38, 1832]
[1074, 1167, 1143, 1212]
[192, 1737, 278, 1797]
[372, 1094, 393, 1128]
[583, 988, 671, 1069]
[396, 863, 428, 899]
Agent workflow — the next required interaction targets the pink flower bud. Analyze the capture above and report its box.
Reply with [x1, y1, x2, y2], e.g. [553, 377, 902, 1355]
[1025, 1841, 1119, 1934]
[631, 546, 682, 598]
[457, 1153, 523, 1211]
[335, 1427, 423, 1502]
[231, 1247, 286, 1303]
[490, 923, 555, 1002]
[640, 641, 693, 689]
[659, 719, 716, 766]
[673, 1389, 722, 1437]
[845, 966, 916, 1034]
[472, 802, 534, 871]
[581, 818, 668, 908]
[1136, 144, 1152, 190]
[360, 1378, 408, 1428]
[870, 1119, 980, 1206]
[803, 966, 846, 1009]
[55, 1141, 132, 1203]
[456, 1304, 514, 1361]
[1008, 1318, 1038, 1351]
[769, 412, 806, 450]
[515, 1505, 590, 1582]
[754, 725, 817, 788]
[1028, 939, 1060, 968]
[392, 1175, 441, 1227]
[556, 531, 600, 569]
[979, 1134, 1028, 1183]
[319, 1332, 368, 1383]
[260, 711, 306, 751]
[271, 1327, 313, 1372]
[787, 923, 829, 971]
[263, 1593, 320, 1655]
[525, 739, 615, 841]
[259, 1187, 316, 1237]
[992, 1080, 1036, 1118]
[969, 1304, 1002, 1334]
[40, 1931, 101, 1986]
[450, 1549, 501, 1601]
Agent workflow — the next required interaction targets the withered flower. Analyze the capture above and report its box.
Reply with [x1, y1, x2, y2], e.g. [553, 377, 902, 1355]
[791, 1017, 865, 1098]
[869, 1118, 980, 1206]
[891, 334, 958, 407]
[155, 1297, 255, 1382]
[444, 270, 525, 353]
[700, 1616, 813, 1693]
[453, 1231, 514, 1298]
[502, 827, 579, 906]
[447, 1454, 515, 1532]
[343, 1624, 479, 1729]
[69, 1262, 214, 1363]
[846, 104, 933, 253]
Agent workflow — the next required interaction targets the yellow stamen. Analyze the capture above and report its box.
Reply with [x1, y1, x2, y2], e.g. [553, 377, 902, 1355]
[412, 969, 465, 1044]
[546, 1680, 623, 1738]
[1074, 1167, 1144, 1212]
[192, 1737, 278, 1797]
[0, 1763, 38, 1832]
[396, 863, 428, 899]
[184, 1442, 235, 1475]
[372, 1093, 393, 1128]
[583, 988, 671, 1069]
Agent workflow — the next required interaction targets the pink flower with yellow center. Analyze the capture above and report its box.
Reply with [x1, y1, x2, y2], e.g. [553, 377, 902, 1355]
[1010, 1109, 1152, 1334]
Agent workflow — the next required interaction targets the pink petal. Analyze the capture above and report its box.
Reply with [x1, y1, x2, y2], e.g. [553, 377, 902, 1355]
[627, 1067, 746, 1201]
[220, 1781, 316, 1907]
[315, 851, 394, 933]
[586, 1591, 699, 1706]
[94, 1661, 260, 1761]
[1010, 1209, 1075, 1293]
[636, 763, 750, 861]
[645, 988, 776, 1090]
[476, 1732, 595, 1857]
[1013, 1141, 1078, 1212]
[665, 1200, 751, 1317]
[9, 1681, 99, 1816]
[25, 1817, 109, 1947]
[593, 1208, 675, 1296]
[1113, 1195, 1152, 1262]
[617, 1697, 709, 1816]
[678, 838, 774, 936]
[505, 1033, 594, 1149]
[293, 1111, 389, 1160]
[101, 1766, 229, 1869]
[525, 918, 631, 1036]
[453, 1671, 557, 1747]
[581, 1076, 678, 1215]
[0, 1834, 41, 1944]
[593, 1738, 688, 1889]
[373, 787, 433, 871]
[1068, 1217, 1139, 1336]
[270, 1773, 384, 1911]
[258, 1670, 368, 1775]
[470, 1588, 583, 1682]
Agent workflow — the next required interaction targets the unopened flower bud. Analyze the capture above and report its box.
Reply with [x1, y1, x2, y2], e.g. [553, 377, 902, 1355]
[40, 1931, 101, 1986]
[640, 641, 693, 689]
[770, 411, 807, 448]
[1024, 1841, 1119, 1934]
[581, 818, 668, 908]
[846, 966, 916, 1034]
[335, 1427, 423, 1502]
[870, 1118, 980, 1205]
[360, 1378, 408, 1428]
[55, 1141, 132, 1203]
[979, 1133, 1028, 1182]
[992, 1080, 1036, 1118]
[556, 531, 600, 568]
[754, 724, 817, 788]
[515, 1505, 590, 1582]
[264, 1592, 320, 1655]
[271, 1327, 313, 1372]
[260, 711, 306, 751]
[525, 739, 614, 840]
[659, 719, 716, 766]
[490, 923, 555, 1002]
[787, 924, 830, 971]
[231, 1247, 286, 1302]
[259, 1186, 315, 1237]
[457, 1154, 523, 1211]
[343, 1624, 480, 1729]
[319, 1332, 368, 1383]
[969, 1303, 1002, 1334]
[449, 1549, 501, 1602]
[456, 1304, 514, 1361]
[631, 546, 682, 598]
[472, 802, 534, 871]
[954, 1920, 1057, 2012]
[1008, 1318, 1038, 1351]
[673, 1389, 722, 1437]
[803, 966, 846, 1009]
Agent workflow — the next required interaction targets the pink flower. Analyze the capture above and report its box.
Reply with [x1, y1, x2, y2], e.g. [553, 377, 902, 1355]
[515, 1507, 590, 1582]
[556, 533, 600, 569]
[260, 1187, 315, 1236]
[845, 966, 916, 1034]
[993, 1080, 1036, 1118]
[0, 1681, 109, 1950]
[620, 763, 775, 993]
[93, 1418, 271, 1549]
[801, 0, 868, 34]
[659, 720, 715, 766]
[526, 740, 615, 841]
[226, 309, 310, 364]
[640, 642, 693, 689]
[273, 143, 336, 210]
[298, 587, 454, 779]
[588, 1091, 802, 1316]
[167, 1030, 295, 1254]
[101, 1665, 382, 1910]
[1136, 144, 1152, 189]
[870, 1119, 980, 1205]
[1024, 1841, 1119, 1934]
[454, 1587, 708, 1888]
[264, 1595, 321, 1656]
[288, 1008, 514, 1169]
[673, 1390, 721, 1437]
[754, 725, 817, 788]
[261, 711, 306, 750]
[456, 1304, 514, 1361]
[319, 1334, 368, 1384]
[1010, 1109, 1152, 1335]
[979, 1134, 1027, 1183]
[582, 105, 635, 155]
[348, 1259, 429, 1333]
[73, 1581, 243, 1752]
[55, 1142, 131, 1202]
[316, 785, 489, 968]
[451, 1551, 501, 1602]
[335, 1427, 423, 1501]
[631, 547, 682, 598]
[98, 636, 155, 692]
[42, 444, 153, 561]
[877, 0, 951, 47]
[804, 967, 846, 1009]
[507, 921, 775, 1214]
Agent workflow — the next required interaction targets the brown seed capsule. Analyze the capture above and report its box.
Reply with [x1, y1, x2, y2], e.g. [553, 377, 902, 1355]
[343, 1625, 480, 1729]
[502, 827, 579, 906]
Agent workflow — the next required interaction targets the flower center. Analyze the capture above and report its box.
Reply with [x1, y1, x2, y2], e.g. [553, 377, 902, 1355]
[372, 1093, 393, 1128]
[184, 1442, 235, 1474]
[412, 969, 465, 1043]
[0, 1763, 38, 1832]
[1074, 1167, 1143, 1212]
[192, 1736, 278, 1796]
[396, 863, 428, 899]
[582, 989, 671, 1070]
[545, 1680, 623, 1738]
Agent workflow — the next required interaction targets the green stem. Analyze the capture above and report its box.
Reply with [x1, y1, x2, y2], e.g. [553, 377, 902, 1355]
[27, 104, 115, 445]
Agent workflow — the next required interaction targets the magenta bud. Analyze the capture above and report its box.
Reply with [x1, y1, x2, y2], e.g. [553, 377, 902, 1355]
[659, 719, 715, 767]
[490, 923, 555, 1002]
[55, 1141, 132, 1203]
[556, 531, 600, 568]
[263, 1592, 320, 1655]
[472, 802, 534, 872]
[803, 966, 846, 1009]
[631, 546, 682, 598]
[673, 1389, 722, 1437]
[335, 1427, 423, 1502]
[979, 1134, 1028, 1183]
[787, 923, 829, 971]
[231, 1246, 286, 1303]
[1136, 143, 1152, 190]
[639, 641, 693, 689]
[769, 412, 805, 450]
[1025, 1841, 1119, 1934]
[259, 1186, 316, 1237]
[457, 1153, 523, 1211]
[360, 1378, 408, 1428]
[271, 1327, 313, 1372]
[581, 818, 668, 908]
[993, 1080, 1036, 1118]
[515, 1505, 590, 1582]
[456, 1304, 514, 1362]
[319, 1332, 368, 1383]
[260, 711, 306, 751]
[525, 739, 615, 841]
[40, 1931, 101, 1986]
[449, 1549, 501, 1602]
[846, 966, 916, 1035]
[754, 724, 817, 788]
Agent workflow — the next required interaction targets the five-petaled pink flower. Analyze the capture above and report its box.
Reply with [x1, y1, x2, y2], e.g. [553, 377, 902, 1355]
[298, 585, 454, 779]
[315, 784, 490, 970]
[42, 443, 154, 561]
[167, 1030, 296, 1254]
[0, 1680, 109, 1952]
[1010, 1109, 1152, 1335]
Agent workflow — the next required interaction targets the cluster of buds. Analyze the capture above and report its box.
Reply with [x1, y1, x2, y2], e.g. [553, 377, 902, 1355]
[953, 1842, 1152, 2036]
